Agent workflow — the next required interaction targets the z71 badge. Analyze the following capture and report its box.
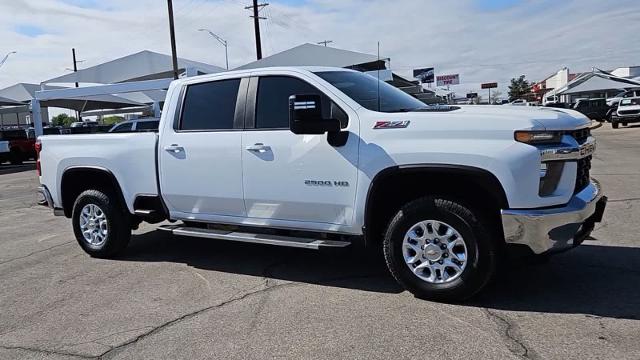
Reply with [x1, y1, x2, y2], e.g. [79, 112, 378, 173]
[373, 120, 410, 129]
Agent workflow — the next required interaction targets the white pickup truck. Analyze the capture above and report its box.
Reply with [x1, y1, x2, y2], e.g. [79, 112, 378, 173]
[37, 67, 607, 301]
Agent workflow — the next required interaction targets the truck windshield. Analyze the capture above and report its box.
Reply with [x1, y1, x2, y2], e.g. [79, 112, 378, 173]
[620, 98, 640, 106]
[315, 71, 428, 113]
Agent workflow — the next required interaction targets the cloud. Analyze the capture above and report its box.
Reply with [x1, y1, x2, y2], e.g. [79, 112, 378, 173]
[1, 0, 639, 100]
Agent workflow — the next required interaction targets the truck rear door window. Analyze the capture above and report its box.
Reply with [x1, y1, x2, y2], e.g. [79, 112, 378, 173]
[180, 79, 240, 131]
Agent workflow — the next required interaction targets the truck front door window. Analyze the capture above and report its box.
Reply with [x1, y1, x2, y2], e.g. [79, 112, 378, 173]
[255, 76, 347, 129]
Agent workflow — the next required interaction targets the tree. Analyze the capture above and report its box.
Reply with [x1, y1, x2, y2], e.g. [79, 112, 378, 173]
[102, 116, 125, 125]
[490, 90, 503, 103]
[51, 113, 76, 127]
[508, 75, 531, 101]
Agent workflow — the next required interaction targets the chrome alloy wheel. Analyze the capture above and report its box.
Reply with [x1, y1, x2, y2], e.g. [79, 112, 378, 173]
[402, 220, 468, 284]
[79, 204, 108, 247]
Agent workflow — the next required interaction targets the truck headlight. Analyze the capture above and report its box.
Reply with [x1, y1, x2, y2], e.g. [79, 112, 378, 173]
[515, 131, 563, 144]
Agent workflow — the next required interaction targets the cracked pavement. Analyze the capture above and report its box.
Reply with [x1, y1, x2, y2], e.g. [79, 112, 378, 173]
[1, 123, 640, 359]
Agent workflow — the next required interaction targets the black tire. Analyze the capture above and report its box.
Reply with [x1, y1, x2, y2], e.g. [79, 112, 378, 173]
[72, 189, 131, 258]
[612, 122, 619, 129]
[383, 196, 498, 302]
[9, 148, 23, 165]
[622, 122, 628, 127]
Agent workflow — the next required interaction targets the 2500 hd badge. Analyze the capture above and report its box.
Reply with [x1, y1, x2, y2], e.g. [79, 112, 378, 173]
[304, 180, 350, 187]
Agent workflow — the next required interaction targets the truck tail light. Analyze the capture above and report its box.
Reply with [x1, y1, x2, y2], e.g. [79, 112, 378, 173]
[35, 140, 42, 176]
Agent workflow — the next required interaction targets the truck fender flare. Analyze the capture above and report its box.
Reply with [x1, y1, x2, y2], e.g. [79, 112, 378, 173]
[60, 166, 127, 217]
[363, 164, 509, 239]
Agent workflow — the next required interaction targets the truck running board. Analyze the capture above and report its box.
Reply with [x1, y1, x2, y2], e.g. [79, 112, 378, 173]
[157, 225, 351, 250]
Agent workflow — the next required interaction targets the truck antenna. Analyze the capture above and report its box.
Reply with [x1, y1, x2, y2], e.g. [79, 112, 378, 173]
[377, 41, 381, 112]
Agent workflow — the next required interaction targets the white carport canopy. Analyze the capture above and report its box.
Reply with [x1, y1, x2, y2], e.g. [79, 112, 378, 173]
[39, 94, 144, 112]
[44, 50, 224, 85]
[235, 43, 388, 70]
[557, 70, 640, 95]
[0, 96, 23, 106]
[32, 78, 173, 136]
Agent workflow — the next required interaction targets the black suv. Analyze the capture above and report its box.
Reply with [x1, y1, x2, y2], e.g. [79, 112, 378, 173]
[573, 98, 610, 121]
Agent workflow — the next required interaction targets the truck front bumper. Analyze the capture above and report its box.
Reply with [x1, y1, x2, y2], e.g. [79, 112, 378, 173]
[501, 179, 607, 254]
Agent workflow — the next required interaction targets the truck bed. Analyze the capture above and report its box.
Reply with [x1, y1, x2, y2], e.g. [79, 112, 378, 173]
[38, 132, 159, 213]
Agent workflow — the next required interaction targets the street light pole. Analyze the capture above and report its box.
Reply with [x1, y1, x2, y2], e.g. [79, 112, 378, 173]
[0, 51, 16, 69]
[198, 29, 229, 70]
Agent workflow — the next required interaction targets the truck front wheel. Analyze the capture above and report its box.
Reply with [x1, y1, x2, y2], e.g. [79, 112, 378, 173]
[383, 196, 498, 302]
[72, 189, 131, 258]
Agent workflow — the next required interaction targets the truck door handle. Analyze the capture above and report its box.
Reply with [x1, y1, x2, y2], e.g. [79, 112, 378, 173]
[246, 143, 270, 153]
[164, 144, 184, 153]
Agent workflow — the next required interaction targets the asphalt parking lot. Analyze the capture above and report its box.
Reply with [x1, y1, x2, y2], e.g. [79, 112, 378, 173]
[1, 123, 639, 360]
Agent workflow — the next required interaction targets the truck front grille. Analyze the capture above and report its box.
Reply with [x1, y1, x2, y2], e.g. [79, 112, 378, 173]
[618, 109, 640, 115]
[566, 127, 592, 194]
[575, 155, 591, 194]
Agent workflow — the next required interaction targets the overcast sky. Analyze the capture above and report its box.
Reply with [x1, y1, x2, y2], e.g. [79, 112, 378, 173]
[1, 0, 639, 98]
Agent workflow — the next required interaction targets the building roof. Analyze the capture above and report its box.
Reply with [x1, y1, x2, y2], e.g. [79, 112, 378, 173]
[44, 50, 224, 85]
[235, 43, 387, 70]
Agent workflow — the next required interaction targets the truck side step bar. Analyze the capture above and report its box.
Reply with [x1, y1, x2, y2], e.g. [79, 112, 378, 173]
[157, 225, 351, 250]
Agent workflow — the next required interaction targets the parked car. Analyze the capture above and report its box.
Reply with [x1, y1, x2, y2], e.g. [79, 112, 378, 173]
[572, 98, 610, 121]
[505, 99, 528, 106]
[36, 67, 606, 301]
[544, 102, 571, 109]
[606, 89, 640, 107]
[0, 140, 9, 164]
[109, 118, 160, 133]
[70, 121, 99, 128]
[611, 97, 640, 128]
[0, 129, 35, 164]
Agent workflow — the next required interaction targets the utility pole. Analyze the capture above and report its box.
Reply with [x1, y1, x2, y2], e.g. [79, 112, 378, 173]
[72, 48, 79, 88]
[71, 48, 81, 120]
[245, 0, 268, 60]
[167, 0, 179, 79]
[317, 40, 333, 47]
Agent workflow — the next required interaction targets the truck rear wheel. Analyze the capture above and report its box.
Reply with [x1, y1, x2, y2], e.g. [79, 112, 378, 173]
[72, 189, 131, 258]
[383, 196, 498, 302]
[612, 122, 619, 129]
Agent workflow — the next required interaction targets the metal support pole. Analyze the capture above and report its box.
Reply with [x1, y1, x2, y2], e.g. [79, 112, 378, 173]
[31, 99, 43, 137]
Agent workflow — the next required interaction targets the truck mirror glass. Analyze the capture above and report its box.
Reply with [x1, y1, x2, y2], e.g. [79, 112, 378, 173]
[289, 94, 340, 135]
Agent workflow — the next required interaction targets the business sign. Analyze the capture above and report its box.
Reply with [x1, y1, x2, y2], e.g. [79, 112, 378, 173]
[436, 74, 460, 86]
[481, 82, 498, 89]
[413, 67, 435, 83]
[466, 92, 478, 99]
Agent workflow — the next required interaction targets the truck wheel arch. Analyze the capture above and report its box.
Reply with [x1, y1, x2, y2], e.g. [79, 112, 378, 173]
[363, 164, 509, 247]
[60, 166, 127, 218]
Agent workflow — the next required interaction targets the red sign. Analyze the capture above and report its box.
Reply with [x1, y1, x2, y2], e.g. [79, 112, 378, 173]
[481, 82, 498, 89]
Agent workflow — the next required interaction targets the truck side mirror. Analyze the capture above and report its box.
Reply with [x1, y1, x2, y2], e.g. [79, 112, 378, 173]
[289, 94, 341, 135]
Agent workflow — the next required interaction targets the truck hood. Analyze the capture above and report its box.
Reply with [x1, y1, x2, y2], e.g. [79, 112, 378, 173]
[368, 105, 591, 134]
[452, 105, 591, 130]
